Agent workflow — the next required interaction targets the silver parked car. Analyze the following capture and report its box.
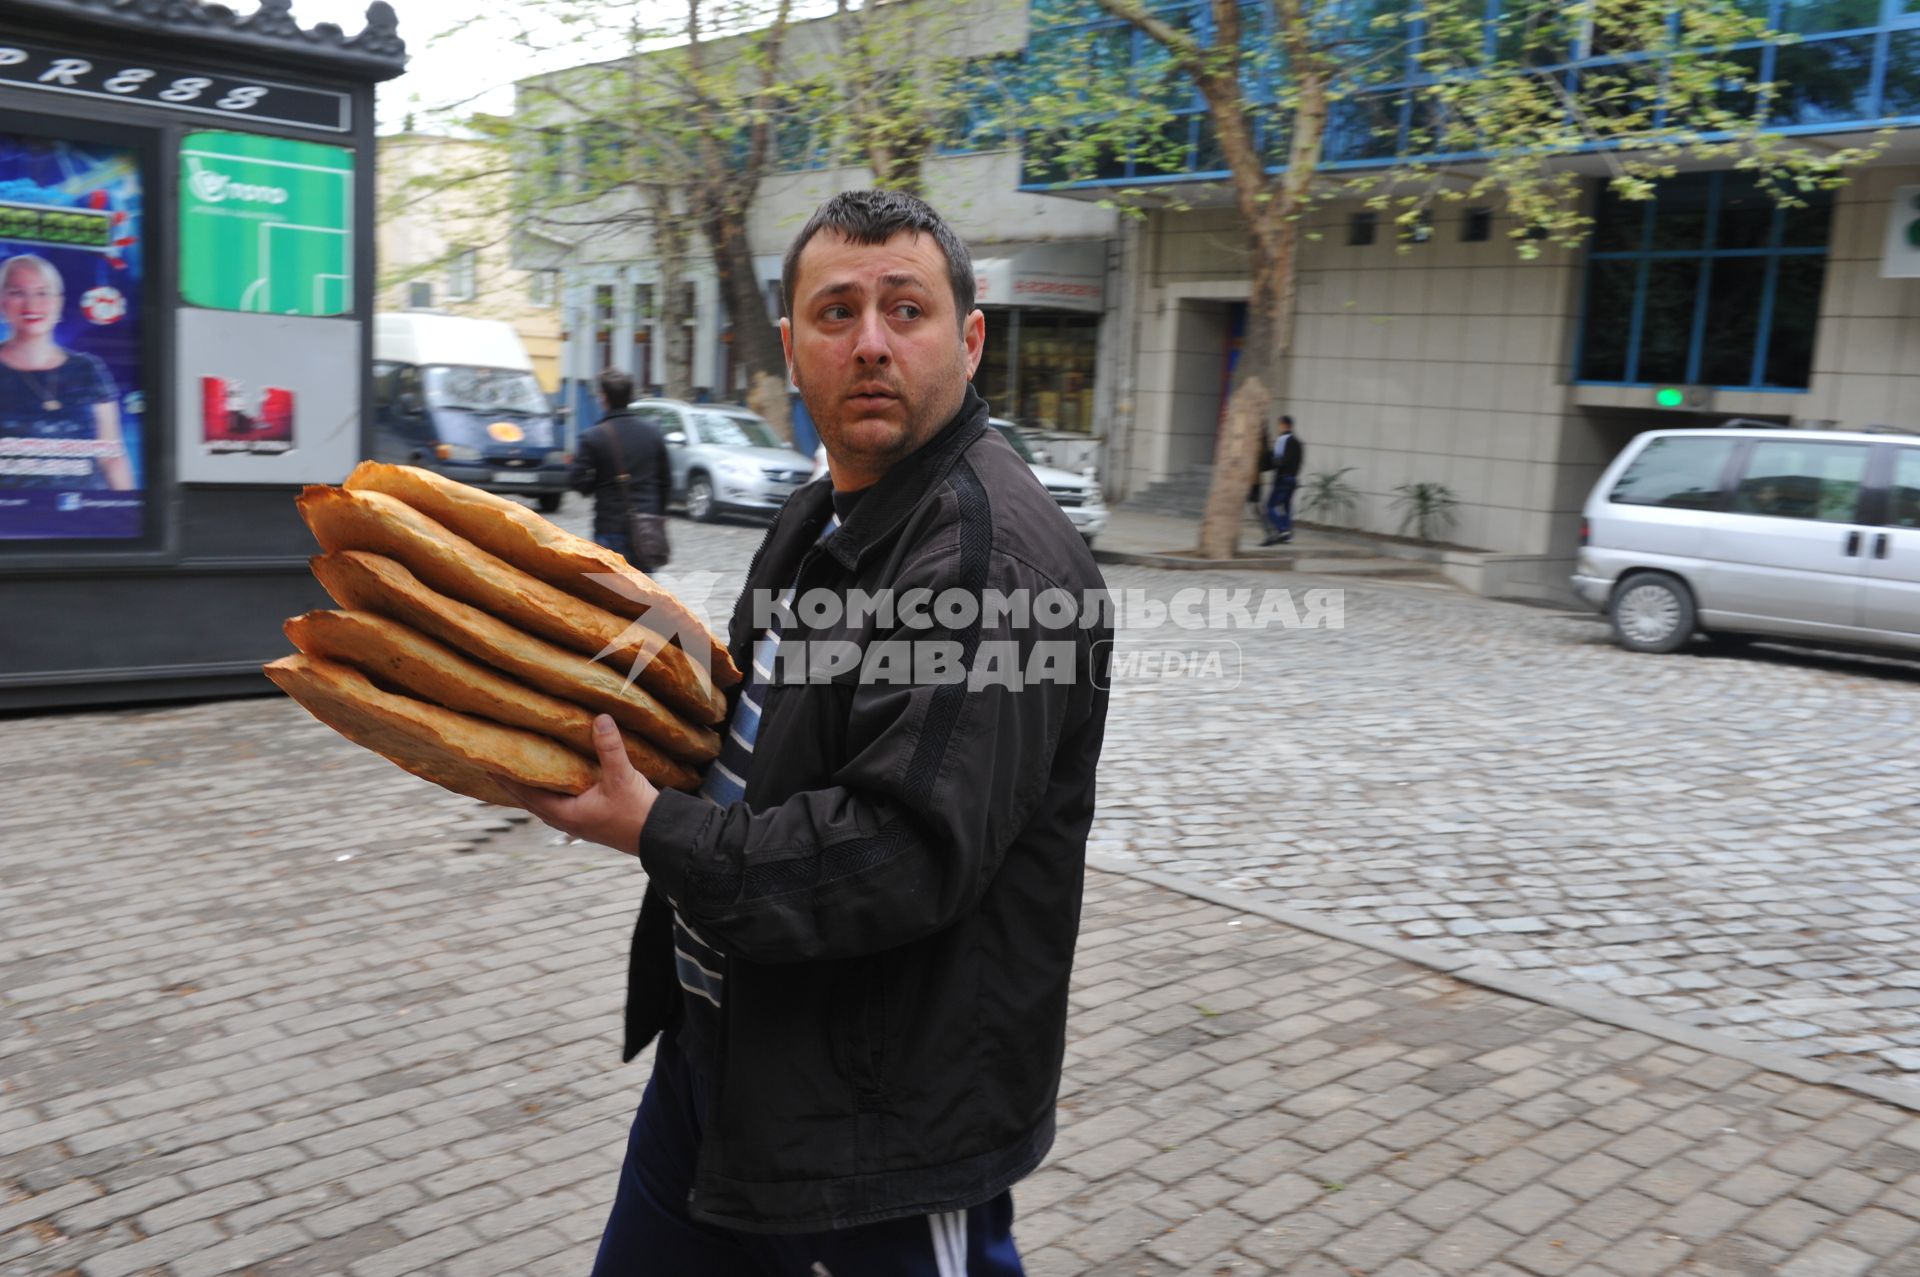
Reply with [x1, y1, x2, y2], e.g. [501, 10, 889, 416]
[626, 399, 815, 522]
[990, 418, 1108, 544]
[1572, 426, 1920, 654]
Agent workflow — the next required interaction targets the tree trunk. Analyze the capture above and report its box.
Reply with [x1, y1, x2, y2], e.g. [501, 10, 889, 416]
[1195, 214, 1294, 560]
[703, 207, 792, 440]
[648, 191, 695, 400]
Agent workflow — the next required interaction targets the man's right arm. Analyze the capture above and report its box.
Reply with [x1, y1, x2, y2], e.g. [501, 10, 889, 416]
[569, 430, 601, 495]
[654, 430, 672, 513]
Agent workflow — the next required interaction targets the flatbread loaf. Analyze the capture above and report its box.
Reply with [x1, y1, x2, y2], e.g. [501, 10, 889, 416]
[298, 485, 726, 725]
[311, 550, 721, 764]
[285, 608, 701, 792]
[264, 653, 596, 808]
[343, 461, 738, 690]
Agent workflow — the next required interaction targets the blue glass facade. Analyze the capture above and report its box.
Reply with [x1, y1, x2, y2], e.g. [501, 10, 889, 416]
[1019, 0, 1920, 191]
[1574, 172, 1834, 391]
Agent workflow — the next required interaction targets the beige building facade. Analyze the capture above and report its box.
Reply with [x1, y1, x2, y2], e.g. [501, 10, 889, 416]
[376, 132, 563, 392]
[1107, 156, 1920, 602]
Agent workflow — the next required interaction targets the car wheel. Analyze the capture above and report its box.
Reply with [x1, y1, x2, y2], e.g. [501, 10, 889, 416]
[686, 474, 715, 523]
[536, 493, 563, 514]
[1609, 573, 1695, 654]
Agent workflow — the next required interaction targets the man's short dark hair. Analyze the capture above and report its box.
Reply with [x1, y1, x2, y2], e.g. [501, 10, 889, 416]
[598, 367, 635, 410]
[782, 190, 975, 329]
[1280, 415, 1295, 427]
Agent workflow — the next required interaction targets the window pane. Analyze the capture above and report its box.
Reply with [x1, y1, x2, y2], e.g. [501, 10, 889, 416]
[1637, 260, 1701, 383]
[1771, 37, 1876, 126]
[1611, 436, 1737, 509]
[1325, 95, 1401, 162]
[1884, 31, 1920, 118]
[1193, 114, 1227, 174]
[1775, 0, 1881, 34]
[1780, 189, 1834, 248]
[1591, 184, 1648, 252]
[1650, 174, 1713, 251]
[1700, 260, 1765, 387]
[1890, 449, 1920, 529]
[1763, 256, 1827, 387]
[1733, 440, 1870, 521]
[1577, 261, 1637, 381]
[1714, 174, 1775, 250]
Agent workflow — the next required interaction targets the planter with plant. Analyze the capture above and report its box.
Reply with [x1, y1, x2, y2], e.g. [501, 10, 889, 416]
[1298, 467, 1360, 528]
[1392, 481, 1459, 544]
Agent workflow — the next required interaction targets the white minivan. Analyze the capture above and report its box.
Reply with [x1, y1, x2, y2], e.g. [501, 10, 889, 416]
[1572, 427, 1920, 654]
[370, 313, 569, 512]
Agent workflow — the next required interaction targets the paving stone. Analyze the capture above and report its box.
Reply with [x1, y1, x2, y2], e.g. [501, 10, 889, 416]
[1421, 1217, 1524, 1275]
[1482, 1182, 1580, 1236]
[1776, 1238, 1876, 1277]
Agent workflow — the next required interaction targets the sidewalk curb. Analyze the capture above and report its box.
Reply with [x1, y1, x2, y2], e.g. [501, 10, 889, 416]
[1092, 547, 1305, 572]
[1086, 852, 1920, 1114]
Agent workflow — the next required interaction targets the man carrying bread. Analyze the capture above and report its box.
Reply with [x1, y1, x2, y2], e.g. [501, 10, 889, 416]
[510, 190, 1111, 1275]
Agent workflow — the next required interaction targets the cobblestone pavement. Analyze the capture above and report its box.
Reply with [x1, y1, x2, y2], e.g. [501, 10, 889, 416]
[1084, 559, 1920, 1079]
[6, 492, 1920, 1275]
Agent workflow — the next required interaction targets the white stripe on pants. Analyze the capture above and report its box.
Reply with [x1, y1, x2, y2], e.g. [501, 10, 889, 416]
[928, 1209, 969, 1276]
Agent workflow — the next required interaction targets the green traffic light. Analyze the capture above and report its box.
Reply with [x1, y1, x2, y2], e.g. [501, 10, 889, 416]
[1656, 387, 1686, 408]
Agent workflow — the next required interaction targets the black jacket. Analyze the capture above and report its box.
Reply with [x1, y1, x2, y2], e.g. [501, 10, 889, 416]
[1272, 431, 1304, 481]
[629, 385, 1112, 1233]
[571, 409, 671, 537]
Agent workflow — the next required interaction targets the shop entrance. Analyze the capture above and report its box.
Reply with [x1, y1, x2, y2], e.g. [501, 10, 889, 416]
[1162, 299, 1245, 471]
[975, 307, 1099, 432]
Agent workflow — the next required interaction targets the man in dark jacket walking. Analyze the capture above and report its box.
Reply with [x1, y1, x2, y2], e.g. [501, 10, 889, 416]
[1262, 414, 1304, 546]
[569, 367, 671, 566]
[511, 190, 1111, 1275]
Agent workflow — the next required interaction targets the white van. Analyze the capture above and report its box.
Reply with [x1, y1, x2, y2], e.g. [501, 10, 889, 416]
[1572, 427, 1920, 654]
[370, 313, 568, 512]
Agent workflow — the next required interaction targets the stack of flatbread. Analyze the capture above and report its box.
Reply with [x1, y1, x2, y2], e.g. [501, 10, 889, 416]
[265, 462, 741, 809]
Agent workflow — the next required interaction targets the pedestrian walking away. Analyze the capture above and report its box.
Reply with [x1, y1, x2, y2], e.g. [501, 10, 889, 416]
[570, 366, 672, 568]
[508, 189, 1113, 1276]
[1262, 413, 1303, 546]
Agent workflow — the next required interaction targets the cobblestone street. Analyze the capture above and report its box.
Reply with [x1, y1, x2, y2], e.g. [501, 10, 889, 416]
[6, 493, 1920, 1275]
[1087, 561, 1920, 1079]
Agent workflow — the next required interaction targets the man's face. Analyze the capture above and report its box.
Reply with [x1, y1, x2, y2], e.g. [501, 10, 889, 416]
[781, 229, 985, 488]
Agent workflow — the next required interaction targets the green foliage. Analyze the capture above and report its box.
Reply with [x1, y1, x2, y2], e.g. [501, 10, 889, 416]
[1021, 0, 1886, 254]
[1392, 480, 1460, 542]
[1298, 466, 1361, 527]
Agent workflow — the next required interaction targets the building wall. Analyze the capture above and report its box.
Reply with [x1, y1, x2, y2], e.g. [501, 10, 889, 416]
[1133, 200, 1587, 563]
[1125, 161, 1920, 599]
[376, 133, 563, 392]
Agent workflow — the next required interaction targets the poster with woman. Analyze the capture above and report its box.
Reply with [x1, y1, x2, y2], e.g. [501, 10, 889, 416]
[0, 128, 144, 541]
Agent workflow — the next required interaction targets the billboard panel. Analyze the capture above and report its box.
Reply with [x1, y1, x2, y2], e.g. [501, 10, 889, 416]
[179, 131, 353, 316]
[174, 309, 360, 484]
[0, 128, 145, 541]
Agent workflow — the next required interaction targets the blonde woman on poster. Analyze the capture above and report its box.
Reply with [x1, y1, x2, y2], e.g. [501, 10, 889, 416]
[0, 252, 134, 491]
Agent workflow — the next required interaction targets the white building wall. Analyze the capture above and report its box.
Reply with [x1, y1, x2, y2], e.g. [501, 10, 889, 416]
[1127, 162, 1920, 599]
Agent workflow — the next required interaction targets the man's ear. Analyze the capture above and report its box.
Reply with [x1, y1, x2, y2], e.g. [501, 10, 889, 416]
[962, 309, 986, 380]
[779, 316, 796, 386]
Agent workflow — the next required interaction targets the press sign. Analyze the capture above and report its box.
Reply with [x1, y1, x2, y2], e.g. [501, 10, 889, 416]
[0, 38, 349, 132]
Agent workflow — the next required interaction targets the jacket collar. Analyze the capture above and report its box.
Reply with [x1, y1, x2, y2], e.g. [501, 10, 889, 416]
[810, 383, 990, 570]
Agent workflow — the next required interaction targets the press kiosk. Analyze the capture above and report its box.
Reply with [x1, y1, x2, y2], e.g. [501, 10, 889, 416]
[0, 0, 404, 708]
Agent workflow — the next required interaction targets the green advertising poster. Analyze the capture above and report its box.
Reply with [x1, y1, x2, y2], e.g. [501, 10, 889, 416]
[179, 132, 354, 316]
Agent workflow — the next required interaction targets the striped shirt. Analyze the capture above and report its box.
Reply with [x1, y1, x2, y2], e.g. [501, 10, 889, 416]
[671, 511, 840, 1065]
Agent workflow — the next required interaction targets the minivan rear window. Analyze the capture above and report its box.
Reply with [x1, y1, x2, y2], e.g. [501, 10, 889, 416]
[1609, 436, 1738, 510]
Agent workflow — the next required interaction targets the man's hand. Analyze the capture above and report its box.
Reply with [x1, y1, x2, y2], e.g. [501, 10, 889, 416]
[502, 714, 661, 857]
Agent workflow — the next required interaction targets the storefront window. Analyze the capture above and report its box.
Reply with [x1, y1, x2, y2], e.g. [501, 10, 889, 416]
[974, 310, 1100, 433]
